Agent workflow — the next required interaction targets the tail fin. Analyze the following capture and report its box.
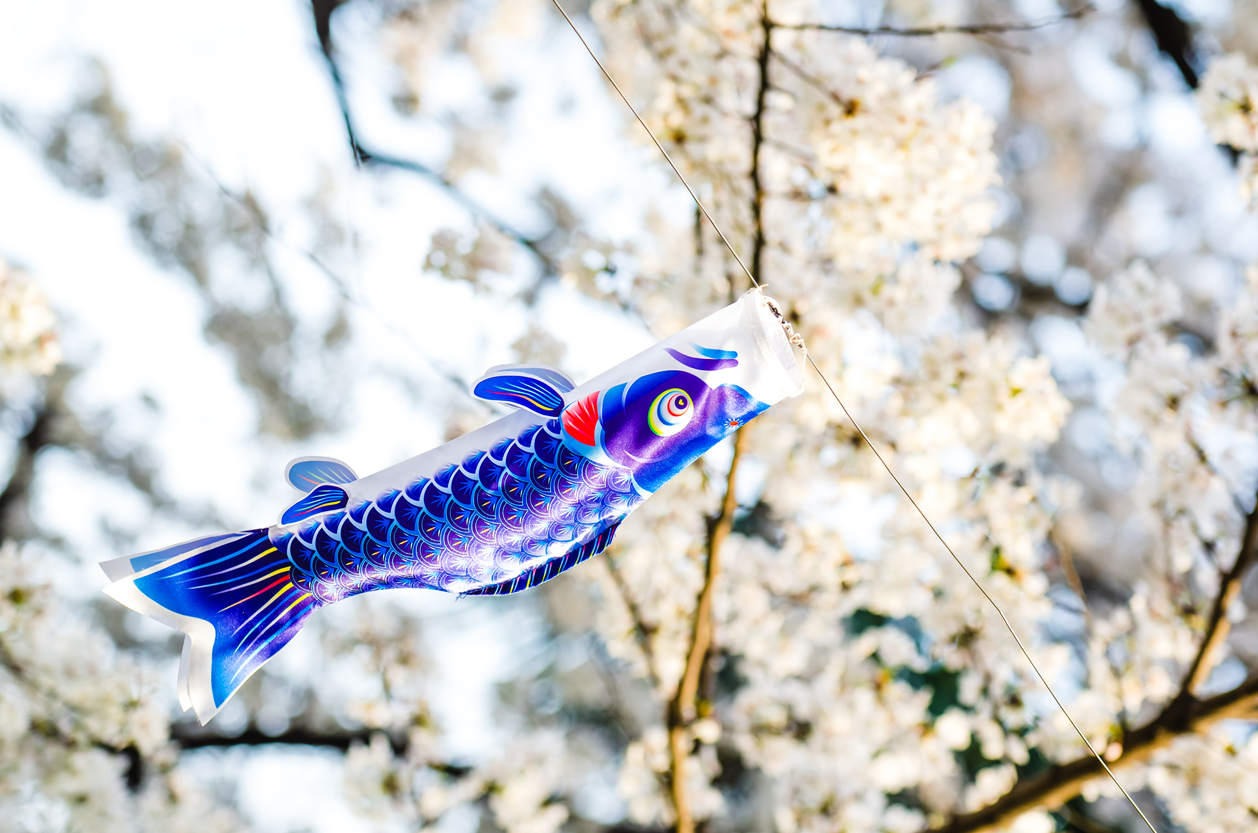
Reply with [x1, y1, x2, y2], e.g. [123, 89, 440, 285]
[102, 529, 319, 724]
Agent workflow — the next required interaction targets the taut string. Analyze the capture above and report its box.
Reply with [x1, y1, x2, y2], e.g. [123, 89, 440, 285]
[546, 2, 1159, 829]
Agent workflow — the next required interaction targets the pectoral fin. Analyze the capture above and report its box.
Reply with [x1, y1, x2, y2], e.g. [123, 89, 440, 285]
[280, 484, 348, 525]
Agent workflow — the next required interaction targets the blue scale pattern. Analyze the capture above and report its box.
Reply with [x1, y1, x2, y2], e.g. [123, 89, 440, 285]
[279, 418, 642, 603]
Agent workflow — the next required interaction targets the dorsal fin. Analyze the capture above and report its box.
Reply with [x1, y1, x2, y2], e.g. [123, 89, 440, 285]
[485, 364, 576, 393]
[285, 456, 358, 493]
[472, 364, 575, 417]
[462, 521, 621, 597]
[280, 484, 348, 525]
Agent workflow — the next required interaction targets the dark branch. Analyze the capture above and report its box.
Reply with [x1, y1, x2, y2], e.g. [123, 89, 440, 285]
[0, 364, 213, 534]
[1, 634, 147, 790]
[603, 555, 661, 687]
[748, 11, 772, 291]
[1063, 801, 1129, 833]
[170, 720, 416, 757]
[930, 673, 1258, 833]
[178, 145, 475, 394]
[308, 0, 560, 282]
[775, 5, 1091, 36]
[0, 386, 59, 545]
[929, 484, 1258, 833]
[667, 424, 753, 833]
[769, 48, 855, 112]
[1131, 0, 1198, 88]
[1170, 488, 1258, 699]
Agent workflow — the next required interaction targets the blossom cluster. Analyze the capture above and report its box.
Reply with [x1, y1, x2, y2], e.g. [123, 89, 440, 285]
[1198, 52, 1258, 205]
[1145, 727, 1258, 833]
[0, 261, 60, 376]
[0, 545, 243, 832]
[802, 36, 1000, 271]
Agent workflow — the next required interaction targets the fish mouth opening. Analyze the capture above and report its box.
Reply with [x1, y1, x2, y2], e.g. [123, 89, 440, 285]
[744, 290, 805, 398]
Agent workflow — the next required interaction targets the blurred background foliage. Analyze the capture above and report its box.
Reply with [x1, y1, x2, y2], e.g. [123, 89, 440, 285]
[1, 0, 1258, 832]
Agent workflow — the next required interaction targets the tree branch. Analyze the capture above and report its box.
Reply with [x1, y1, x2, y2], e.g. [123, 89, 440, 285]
[775, 5, 1091, 36]
[930, 486, 1258, 833]
[1052, 528, 1094, 632]
[667, 423, 752, 833]
[169, 720, 420, 757]
[0, 389, 59, 545]
[930, 673, 1258, 833]
[308, 0, 560, 283]
[748, 11, 772, 292]
[0, 634, 148, 789]
[1131, 0, 1198, 88]
[769, 48, 855, 113]
[603, 554, 662, 688]
[1172, 489, 1258, 698]
[663, 8, 774, 824]
[673, 427, 751, 718]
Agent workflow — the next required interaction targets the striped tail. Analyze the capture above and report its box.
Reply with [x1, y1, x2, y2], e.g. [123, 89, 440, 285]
[102, 529, 319, 724]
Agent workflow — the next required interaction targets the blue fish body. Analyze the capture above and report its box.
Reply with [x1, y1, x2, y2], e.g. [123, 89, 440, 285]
[281, 416, 644, 602]
[102, 292, 804, 722]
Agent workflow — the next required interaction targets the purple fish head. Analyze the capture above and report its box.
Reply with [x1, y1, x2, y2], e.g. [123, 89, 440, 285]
[559, 292, 804, 493]
[594, 369, 767, 493]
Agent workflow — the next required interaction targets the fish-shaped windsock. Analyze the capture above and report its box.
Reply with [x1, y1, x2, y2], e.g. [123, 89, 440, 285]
[102, 291, 804, 723]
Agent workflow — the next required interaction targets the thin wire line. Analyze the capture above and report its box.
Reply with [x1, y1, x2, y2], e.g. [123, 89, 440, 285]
[174, 140, 476, 398]
[548, 0, 760, 291]
[805, 353, 1159, 833]
[548, 2, 1160, 830]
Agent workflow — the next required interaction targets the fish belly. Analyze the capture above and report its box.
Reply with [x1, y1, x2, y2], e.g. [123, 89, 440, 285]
[278, 418, 642, 602]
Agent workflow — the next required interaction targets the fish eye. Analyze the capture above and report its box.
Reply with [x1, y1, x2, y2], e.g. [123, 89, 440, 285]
[649, 389, 693, 436]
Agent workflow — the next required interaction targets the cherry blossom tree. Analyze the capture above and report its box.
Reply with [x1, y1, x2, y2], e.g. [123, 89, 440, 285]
[2, 1, 1257, 832]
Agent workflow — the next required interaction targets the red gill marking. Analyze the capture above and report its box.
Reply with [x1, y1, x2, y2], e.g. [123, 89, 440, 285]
[563, 391, 599, 447]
